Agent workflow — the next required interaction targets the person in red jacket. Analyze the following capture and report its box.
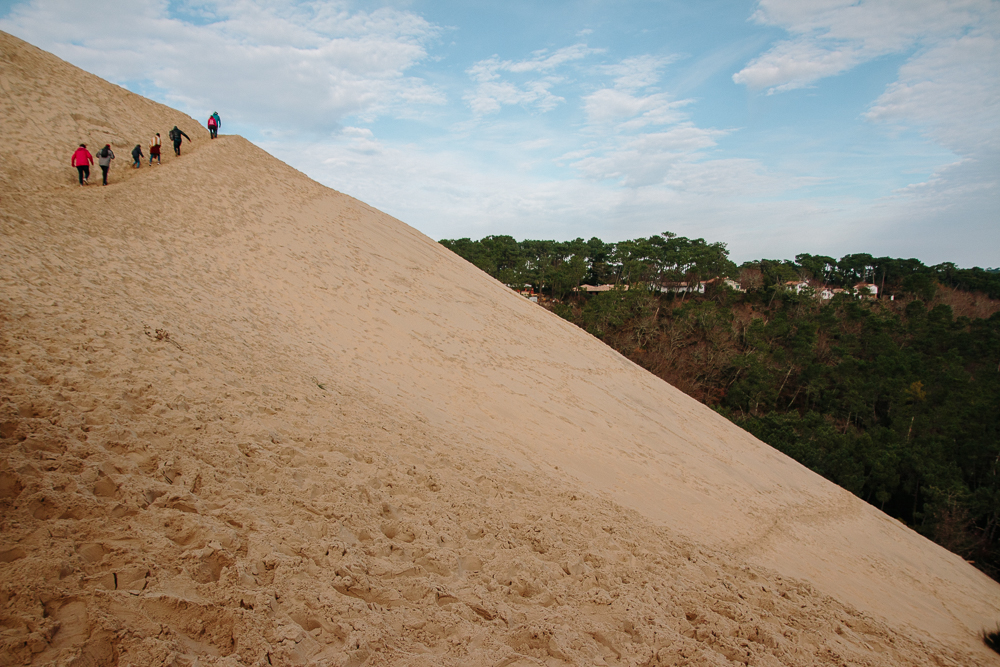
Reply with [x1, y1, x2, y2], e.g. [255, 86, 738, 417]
[149, 133, 162, 165]
[71, 144, 93, 185]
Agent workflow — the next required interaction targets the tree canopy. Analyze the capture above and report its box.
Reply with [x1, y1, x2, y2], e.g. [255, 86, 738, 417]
[441, 233, 1000, 579]
[442, 233, 1000, 300]
[440, 233, 737, 298]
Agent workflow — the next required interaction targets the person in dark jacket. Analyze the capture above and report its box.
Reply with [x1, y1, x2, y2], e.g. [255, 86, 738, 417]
[131, 144, 144, 168]
[71, 144, 93, 185]
[168, 126, 191, 156]
[96, 144, 115, 185]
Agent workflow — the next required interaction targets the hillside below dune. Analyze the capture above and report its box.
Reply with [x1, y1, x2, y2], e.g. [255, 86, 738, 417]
[1, 31, 999, 666]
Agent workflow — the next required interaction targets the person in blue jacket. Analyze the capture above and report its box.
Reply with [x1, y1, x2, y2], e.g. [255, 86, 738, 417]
[208, 112, 221, 139]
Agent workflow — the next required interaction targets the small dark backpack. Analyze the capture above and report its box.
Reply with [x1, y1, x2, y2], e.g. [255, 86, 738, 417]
[100, 146, 110, 158]
[169, 128, 180, 141]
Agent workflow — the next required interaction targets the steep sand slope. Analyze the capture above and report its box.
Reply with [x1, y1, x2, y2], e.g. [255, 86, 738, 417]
[1, 31, 998, 666]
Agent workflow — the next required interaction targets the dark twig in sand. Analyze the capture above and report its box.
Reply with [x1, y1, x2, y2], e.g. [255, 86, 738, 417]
[143, 324, 184, 351]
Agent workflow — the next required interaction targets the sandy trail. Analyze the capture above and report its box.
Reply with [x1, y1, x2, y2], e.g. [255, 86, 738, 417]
[1, 31, 999, 666]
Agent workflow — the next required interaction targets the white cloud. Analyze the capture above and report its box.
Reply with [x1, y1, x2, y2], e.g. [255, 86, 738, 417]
[583, 88, 693, 129]
[575, 55, 742, 190]
[749, 0, 987, 48]
[596, 54, 679, 91]
[582, 56, 687, 127]
[585, 88, 664, 124]
[0, 0, 444, 131]
[865, 31, 1000, 154]
[733, 0, 995, 93]
[464, 71, 564, 115]
[663, 158, 810, 197]
[464, 43, 599, 115]
[294, 132, 606, 235]
[508, 43, 597, 73]
[732, 38, 867, 93]
[571, 125, 731, 187]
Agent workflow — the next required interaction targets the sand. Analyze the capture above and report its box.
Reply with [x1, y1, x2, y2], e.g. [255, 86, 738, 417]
[1, 30, 999, 666]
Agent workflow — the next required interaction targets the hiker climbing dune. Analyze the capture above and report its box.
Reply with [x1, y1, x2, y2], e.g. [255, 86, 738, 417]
[149, 133, 161, 165]
[207, 111, 220, 139]
[96, 144, 114, 185]
[70, 143, 93, 185]
[169, 125, 190, 155]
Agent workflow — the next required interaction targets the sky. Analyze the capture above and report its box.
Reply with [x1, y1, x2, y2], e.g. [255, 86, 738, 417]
[1, 0, 997, 266]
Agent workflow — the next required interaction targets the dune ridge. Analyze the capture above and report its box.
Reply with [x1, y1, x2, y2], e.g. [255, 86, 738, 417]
[1, 31, 999, 666]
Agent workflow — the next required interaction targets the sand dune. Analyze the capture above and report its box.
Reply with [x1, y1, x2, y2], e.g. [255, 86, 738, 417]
[1, 31, 998, 666]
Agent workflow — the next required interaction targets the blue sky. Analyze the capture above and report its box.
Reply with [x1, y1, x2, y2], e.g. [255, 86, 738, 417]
[2, 0, 997, 266]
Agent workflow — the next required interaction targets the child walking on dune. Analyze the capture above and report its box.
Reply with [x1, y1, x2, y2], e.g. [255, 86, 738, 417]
[132, 144, 144, 168]
[71, 143, 93, 185]
[149, 133, 161, 165]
